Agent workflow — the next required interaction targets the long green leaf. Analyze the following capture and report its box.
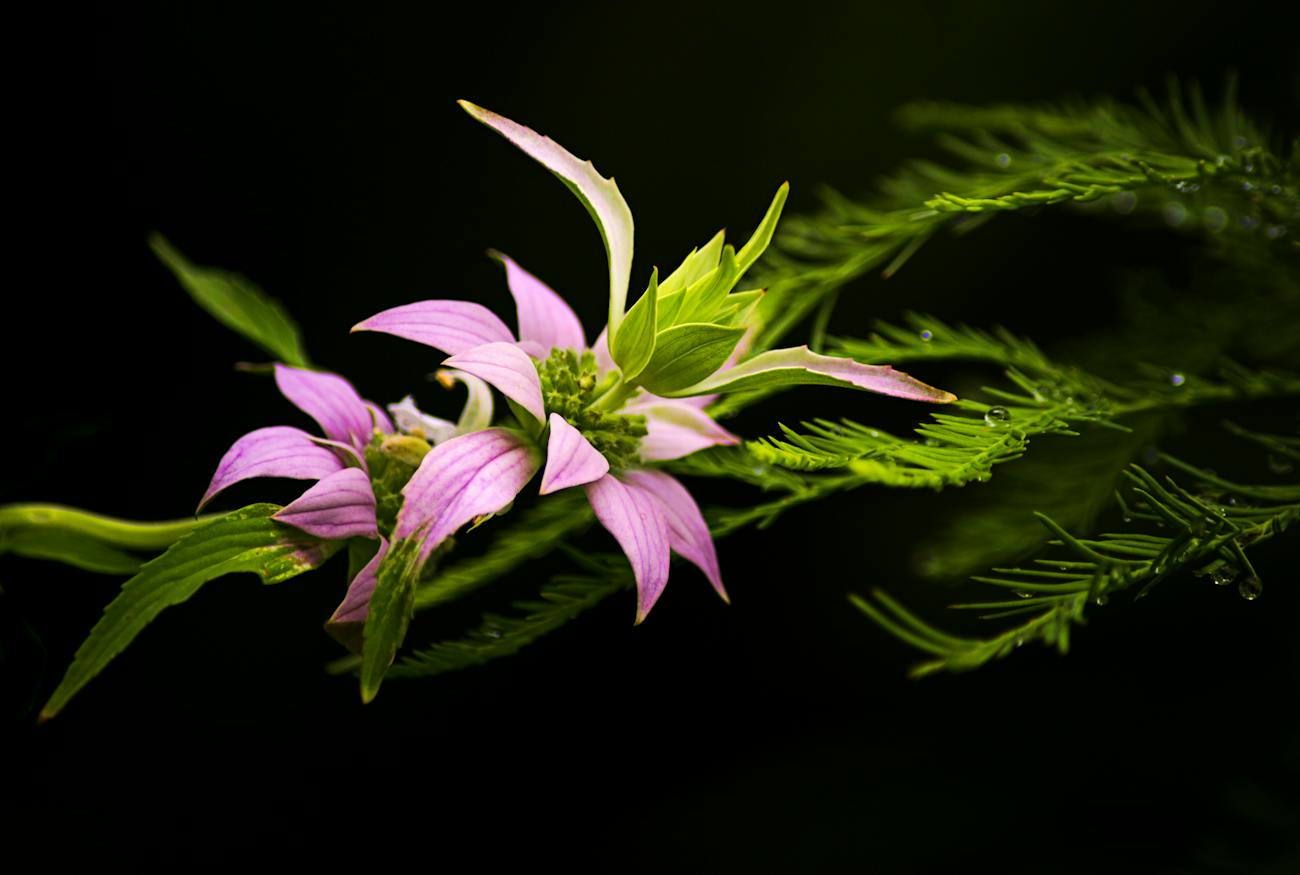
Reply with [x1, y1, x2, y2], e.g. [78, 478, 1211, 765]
[2, 529, 142, 575]
[149, 233, 309, 367]
[359, 537, 422, 703]
[40, 504, 335, 719]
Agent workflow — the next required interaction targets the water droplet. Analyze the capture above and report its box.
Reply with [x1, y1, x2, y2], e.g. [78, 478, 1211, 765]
[919, 329, 933, 342]
[1016, 591, 1033, 599]
[995, 153, 1011, 168]
[1264, 225, 1285, 240]
[1210, 565, 1237, 586]
[1244, 163, 1255, 174]
[1239, 214, 1260, 231]
[1232, 135, 1248, 150]
[924, 438, 940, 447]
[1203, 206, 1228, 233]
[1122, 515, 1133, 523]
[1169, 372, 1186, 387]
[984, 406, 1011, 426]
[1111, 191, 1137, 214]
[1163, 202, 1188, 227]
[1238, 576, 1262, 601]
[1094, 594, 1109, 606]
[1241, 181, 1255, 192]
[1174, 181, 1199, 194]
[1267, 454, 1294, 474]
[1268, 185, 1282, 195]
[487, 629, 503, 639]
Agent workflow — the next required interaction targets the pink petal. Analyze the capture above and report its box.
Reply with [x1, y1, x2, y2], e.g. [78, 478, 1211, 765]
[352, 300, 515, 356]
[325, 536, 388, 650]
[273, 467, 378, 540]
[274, 364, 375, 449]
[583, 473, 671, 623]
[459, 101, 635, 341]
[442, 341, 546, 425]
[539, 413, 609, 495]
[492, 251, 586, 355]
[629, 400, 739, 462]
[200, 426, 346, 511]
[623, 469, 726, 602]
[591, 326, 615, 375]
[396, 427, 541, 563]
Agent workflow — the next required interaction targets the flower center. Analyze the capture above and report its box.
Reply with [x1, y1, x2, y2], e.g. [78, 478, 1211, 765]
[365, 432, 431, 532]
[536, 348, 647, 470]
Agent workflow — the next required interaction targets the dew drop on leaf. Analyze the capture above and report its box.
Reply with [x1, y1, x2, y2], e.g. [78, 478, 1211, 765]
[919, 329, 932, 342]
[984, 406, 1011, 426]
[1203, 206, 1228, 233]
[1169, 372, 1186, 387]
[1237, 576, 1262, 601]
[1210, 565, 1237, 586]
[995, 153, 1010, 168]
[1094, 594, 1109, 606]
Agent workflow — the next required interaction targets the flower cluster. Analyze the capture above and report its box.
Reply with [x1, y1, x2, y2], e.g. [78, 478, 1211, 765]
[201, 101, 956, 648]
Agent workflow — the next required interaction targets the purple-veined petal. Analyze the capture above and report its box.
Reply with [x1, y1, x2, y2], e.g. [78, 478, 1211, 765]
[659, 345, 958, 403]
[199, 425, 346, 511]
[366, 401, 395, 435]
[459, 101, 635, 342]
[325, 536, 387, 651]
[583, 473, 671, 623]
[273, 467, 378, 540]
[592, 326, 615, 375]
[628, 400, 739, 462]
[442, 341, 546, 425]
[396, 427, 540, 563]
[274, 364, 375, 449]
[491, 251, 586, 355]
[389, 395, 459, 444]
[622, 469, 726, 602]
[352, 300, 515, 356]
[539, 413, 609, 495]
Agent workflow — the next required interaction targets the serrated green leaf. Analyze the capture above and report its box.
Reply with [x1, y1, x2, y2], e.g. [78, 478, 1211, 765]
[611, 268, 658, 381]
[359, 537, 422, 703]
[636, 323, 746, 396]
[40, 504, 335, 719]
[149, 234, 309, 367]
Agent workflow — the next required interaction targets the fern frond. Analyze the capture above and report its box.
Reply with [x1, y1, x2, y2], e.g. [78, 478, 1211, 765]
[856, 452, 1299, 676]
[392, 554, 632, 678]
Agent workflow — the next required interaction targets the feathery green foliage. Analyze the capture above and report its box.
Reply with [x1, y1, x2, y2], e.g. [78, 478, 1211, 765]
[750, 80, 1298, 352]
[391, 552, 631, 678]
[854, 443, 1298, 677]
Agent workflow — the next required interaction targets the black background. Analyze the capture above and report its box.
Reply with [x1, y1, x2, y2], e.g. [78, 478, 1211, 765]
[6, 2, 1299, 869]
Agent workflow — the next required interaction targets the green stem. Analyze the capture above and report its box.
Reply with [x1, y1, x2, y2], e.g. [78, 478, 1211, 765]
[586, 374, 639, 414]
[0, 504, 217, 550]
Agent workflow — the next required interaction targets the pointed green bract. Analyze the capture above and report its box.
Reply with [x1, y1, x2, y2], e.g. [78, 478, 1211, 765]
[659, 229, 725, 297]
[149, 234, 309, 367]
[359, 537, 423, 703]
[458, 100, 636, 342]
[39, 504, 335, 720]
[672, 245, 739, 326]
[636, 322, 746, 396]
[734, 183, 789, 277]
[611, 268, 659, 382]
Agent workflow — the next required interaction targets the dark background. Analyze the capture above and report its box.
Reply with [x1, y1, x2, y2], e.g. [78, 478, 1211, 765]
[5, 2, 1298, 869]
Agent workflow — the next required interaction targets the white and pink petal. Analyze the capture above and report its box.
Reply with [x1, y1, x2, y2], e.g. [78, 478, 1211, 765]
[352, 300, 515, 356]
[492, 252, 587, 356]
[630, 400, 739, 462]
[199, 426, 347, 511]
[623, 469, 726, 602]
[273, 467, 379, 541]
[273, 364, 375, 449]
[539, 414, 609, 495]
[442, 341, 546, 425]
[583, 473, 671, 624]
[395, 427, 541, 563]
